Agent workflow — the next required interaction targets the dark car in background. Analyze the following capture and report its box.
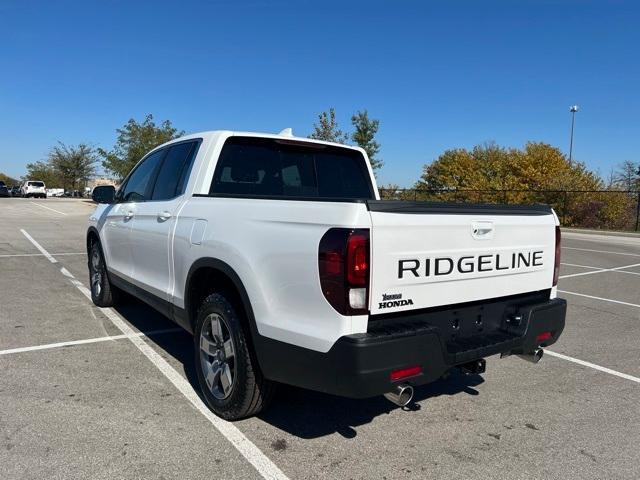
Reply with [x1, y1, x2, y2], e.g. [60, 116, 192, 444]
[10, 186, 21, 197]
[0, 183, 9, 197]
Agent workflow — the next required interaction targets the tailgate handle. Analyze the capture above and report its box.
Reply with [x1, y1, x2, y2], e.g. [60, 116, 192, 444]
[472, 221, 494, 239]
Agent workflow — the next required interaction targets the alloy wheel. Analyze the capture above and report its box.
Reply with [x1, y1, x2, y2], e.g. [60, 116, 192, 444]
[199, 313, 236, 399]
[90, 248, 102, 297]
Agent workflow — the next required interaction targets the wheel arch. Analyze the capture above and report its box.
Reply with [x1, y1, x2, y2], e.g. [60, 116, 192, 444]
[86, 226, 101, 253]
[184, 258, 260, 345]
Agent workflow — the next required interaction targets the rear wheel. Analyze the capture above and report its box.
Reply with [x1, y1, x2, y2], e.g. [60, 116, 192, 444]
[88, 240, 120, 307]
[194, 293, 276, 420]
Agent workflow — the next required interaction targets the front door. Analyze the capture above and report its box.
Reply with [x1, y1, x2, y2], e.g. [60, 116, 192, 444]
[104, 148, 168, 281]
[129, 140, 199, 301]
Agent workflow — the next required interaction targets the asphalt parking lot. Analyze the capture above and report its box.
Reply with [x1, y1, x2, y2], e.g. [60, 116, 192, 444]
[1, 198, 639, 480]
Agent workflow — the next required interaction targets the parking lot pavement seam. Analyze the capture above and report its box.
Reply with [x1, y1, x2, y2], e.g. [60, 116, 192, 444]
[559, 290, 640, 309]
[545, 350, 640, 384]
[0, 328, 181, 356]
[559, 262, 640, 279]
[19, 229, 290, 480]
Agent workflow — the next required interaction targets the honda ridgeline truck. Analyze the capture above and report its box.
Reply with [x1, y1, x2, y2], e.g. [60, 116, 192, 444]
[87, 130, 566, 420]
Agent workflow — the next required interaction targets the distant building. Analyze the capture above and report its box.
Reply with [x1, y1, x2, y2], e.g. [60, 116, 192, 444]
[88, 176, 119, 190]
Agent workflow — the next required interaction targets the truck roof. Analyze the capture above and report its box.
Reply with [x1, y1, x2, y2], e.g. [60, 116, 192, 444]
[159, 129, 364, 153]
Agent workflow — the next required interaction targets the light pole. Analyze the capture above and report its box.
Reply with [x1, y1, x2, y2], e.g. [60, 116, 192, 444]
[568, 105, 579, 166]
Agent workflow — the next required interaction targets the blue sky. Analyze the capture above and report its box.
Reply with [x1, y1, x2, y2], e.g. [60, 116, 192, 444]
[1, 0, 638, 186]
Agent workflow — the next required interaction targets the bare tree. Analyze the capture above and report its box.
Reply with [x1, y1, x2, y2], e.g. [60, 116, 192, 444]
[613, 160, 640, 190]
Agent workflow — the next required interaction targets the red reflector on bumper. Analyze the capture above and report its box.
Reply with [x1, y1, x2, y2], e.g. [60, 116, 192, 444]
[390, 365, 422, 381]
[536, 331, 552, 342]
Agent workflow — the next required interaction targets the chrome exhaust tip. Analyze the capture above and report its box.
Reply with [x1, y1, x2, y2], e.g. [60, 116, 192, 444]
[517, 348, 544, 364]
[384, 383, 414, 407]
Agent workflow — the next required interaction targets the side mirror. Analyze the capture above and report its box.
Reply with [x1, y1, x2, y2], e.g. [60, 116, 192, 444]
[92, 185, 116, 204]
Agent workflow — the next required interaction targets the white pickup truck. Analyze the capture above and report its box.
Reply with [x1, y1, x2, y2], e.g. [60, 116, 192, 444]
[87, 130, 566, 420]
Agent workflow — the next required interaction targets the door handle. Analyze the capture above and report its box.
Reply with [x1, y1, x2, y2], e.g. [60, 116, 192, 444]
[157, 211, 172, 221]
[124, 210, 134, 220]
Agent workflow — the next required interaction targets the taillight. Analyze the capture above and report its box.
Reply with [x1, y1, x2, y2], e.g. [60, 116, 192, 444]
[347, 233, 368, 286]
[553, 226, 561, 286]
[319, 228, 370, 315]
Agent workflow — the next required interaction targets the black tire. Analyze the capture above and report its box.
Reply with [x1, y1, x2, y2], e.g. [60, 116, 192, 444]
[88, 239, 120, 307]
[194, 293, 276, 420]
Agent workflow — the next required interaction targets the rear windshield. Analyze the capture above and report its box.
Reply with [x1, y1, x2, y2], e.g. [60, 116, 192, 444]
[209, 137, 374, 200]
[28, 182, 45, 187]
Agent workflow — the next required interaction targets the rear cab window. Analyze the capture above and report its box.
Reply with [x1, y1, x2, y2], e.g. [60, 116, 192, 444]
[209, 137, 374, 200]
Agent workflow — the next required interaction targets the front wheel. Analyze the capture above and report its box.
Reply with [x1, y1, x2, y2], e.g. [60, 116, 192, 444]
[194, 293, 276, 420]
[88, 240, 119, 307]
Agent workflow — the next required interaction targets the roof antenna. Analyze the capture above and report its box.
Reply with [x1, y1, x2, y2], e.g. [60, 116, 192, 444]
[278, 128, 293, 137]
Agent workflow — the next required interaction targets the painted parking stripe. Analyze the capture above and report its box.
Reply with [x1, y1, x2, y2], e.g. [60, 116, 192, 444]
[545, 350, 640, 384]
[30, 202, 67, 215]
[562, 246, 640, 258]
[560, 262, 602, 270]
[0, 252, 85, 258]
[561, 262, 640, 277]
[21, 229, 290, 480]
[0, 328, 181, 356]
[559, 262, 640, 279]
[20, 229, 57, 263]
[615, 269, 640, 277]
[559, 290, 640, 309]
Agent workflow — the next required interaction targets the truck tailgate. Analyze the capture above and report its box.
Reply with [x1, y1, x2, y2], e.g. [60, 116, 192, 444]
[367, 201, 557, 314]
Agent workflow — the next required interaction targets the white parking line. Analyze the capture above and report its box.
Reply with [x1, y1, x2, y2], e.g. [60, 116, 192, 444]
[558, 290, 640, 309]
[0, 252, 84, 258]
[563, 246, 640, 258]
[545, 350, 640, 384]
[560, 262, 602, 270]
[20, 229, 57, 263]
[30, 202, 68, 215]
[0, 328, 181, 356]
[615, 269, 640, 277]
[559, 262, 640, 279]
[20, 229, 289, 480]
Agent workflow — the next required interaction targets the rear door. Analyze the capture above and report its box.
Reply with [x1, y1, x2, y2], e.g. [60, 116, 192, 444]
[129, 140, 199, 300]
[368, 202, 557, 314]
[102, 149, 166, 280]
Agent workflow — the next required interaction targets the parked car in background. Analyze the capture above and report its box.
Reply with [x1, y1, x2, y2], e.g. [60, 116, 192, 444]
[46, 188, 64, 197]
[21, 181, 47, 198]
[63, 189, 82, 198]
[0, 183, 9, 197]
[10, 186, 21, 197]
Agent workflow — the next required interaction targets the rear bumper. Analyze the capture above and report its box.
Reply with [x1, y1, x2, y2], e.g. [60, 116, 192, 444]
[256, 296, 566, 398]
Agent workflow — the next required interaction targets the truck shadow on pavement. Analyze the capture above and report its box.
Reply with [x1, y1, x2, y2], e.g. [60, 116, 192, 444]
[114, 297, 485, 440]
[259, 373, 484, 439]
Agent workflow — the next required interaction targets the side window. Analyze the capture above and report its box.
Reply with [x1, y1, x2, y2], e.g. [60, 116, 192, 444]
[151, 141, 199, 201]
[120, 149, 166, 202]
